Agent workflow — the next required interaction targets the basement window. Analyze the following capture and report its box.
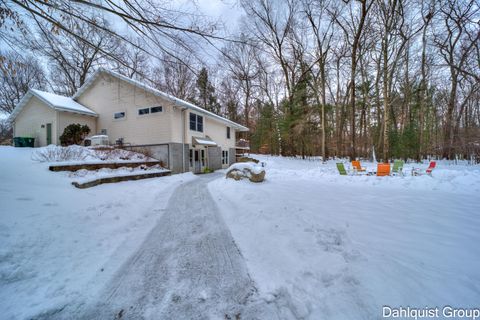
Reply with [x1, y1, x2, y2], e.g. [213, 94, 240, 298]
[114, 111, 126, 119]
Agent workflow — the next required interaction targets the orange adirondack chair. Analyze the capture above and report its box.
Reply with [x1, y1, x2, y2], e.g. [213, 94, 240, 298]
[352, 160, 366, 172]
[377, 163, 391, 176]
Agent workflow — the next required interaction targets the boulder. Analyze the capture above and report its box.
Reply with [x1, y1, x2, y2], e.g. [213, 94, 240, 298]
[237, 156, 259, 164]
[226, 169, 243, 181]
[247, 169, 265, 183]
[226, 162, 265, 183]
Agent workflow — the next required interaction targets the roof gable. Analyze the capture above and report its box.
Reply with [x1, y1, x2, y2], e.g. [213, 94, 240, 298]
[73, 68, 248, 131]
[9, 89, 97, 122]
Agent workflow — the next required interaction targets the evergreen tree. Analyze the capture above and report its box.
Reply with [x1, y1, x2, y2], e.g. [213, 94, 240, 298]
[196, 67, 220, 114]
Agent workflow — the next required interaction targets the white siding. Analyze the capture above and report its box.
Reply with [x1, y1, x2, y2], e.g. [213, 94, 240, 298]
[179, 110, 236, 149]
[76, 73, 176, 145]
[13, 96, 57, 147]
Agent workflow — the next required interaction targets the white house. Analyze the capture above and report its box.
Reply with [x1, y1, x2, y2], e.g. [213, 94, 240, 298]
[10, 68, 249, 173]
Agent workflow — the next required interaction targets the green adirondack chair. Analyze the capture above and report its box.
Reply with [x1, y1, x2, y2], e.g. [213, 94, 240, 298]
[392, 160, 404, 176]
[336, 163, 348, 175]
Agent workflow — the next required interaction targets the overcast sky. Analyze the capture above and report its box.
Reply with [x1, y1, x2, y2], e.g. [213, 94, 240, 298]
[182, 0, 244, 32]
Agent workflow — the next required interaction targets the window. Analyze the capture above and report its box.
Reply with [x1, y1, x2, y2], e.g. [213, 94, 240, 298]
[189, 113, 203, 132]
[227, 127, 231, 139]
[222, 150, 229, 165]
[189, 149, 193, 167]
[114, 111, 125, 119]
[151, 106, 163, 113]
[138, 108, 150, 115]
[201, 149, 205, 166]
[100, 129, 107, 135]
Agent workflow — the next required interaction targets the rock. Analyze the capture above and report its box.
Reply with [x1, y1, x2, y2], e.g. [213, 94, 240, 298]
[248, 169, 265, 182]
[226, 167, 265, 183]
[238, 157, 259, 164]
[226, 169, 243, 181]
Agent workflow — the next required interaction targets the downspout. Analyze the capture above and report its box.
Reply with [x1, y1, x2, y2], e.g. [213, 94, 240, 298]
[181, 107, 188, 173]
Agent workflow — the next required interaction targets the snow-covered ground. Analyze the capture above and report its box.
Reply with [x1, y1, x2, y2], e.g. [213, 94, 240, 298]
[0, 146, 195, 319]
[3, 146, 480, 319]
[209, 155, 480, 319]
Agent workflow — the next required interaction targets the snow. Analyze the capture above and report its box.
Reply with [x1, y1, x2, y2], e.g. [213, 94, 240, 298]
[193, 136, 217, 146]
[209, 155, 480, 319]
[0, 146, 195, 319]
[30, 89, 97, 116]
[71, 165, 169, 185]
[227, 162, 265, 175]
[3, 145, 480, 319]
[31, 144, 157, 163]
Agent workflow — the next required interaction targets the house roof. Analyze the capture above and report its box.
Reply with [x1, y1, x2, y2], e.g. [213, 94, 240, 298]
[73, 68, 249, 132]
[9, 89, 98, 121]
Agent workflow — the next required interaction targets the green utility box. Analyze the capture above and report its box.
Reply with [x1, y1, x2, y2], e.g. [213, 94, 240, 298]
[13, 137, 35, 147]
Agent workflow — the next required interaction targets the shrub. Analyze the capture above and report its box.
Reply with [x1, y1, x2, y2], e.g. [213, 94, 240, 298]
[60, 124, 90, 146]
[32, 145, 92, 162]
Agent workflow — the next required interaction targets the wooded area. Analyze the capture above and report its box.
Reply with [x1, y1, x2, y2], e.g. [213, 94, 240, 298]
[1, 0, 479, 161]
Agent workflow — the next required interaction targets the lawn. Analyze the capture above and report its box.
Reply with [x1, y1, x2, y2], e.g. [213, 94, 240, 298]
[0, 146, 195, 319]
[209, 155, 480, 319]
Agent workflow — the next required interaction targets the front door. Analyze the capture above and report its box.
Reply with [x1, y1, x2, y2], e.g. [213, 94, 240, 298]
[194, 150, 201, 173]
[46, 123, 52, 145]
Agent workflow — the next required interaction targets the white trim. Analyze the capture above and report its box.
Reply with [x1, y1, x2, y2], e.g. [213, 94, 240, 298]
[73, 68, 248, 131]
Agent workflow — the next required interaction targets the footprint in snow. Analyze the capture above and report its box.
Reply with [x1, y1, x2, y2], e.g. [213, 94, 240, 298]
[16, 197, 33, 201]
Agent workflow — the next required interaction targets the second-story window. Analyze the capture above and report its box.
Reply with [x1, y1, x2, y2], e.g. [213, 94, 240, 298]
[114, 111, 126, 119]
[138, 108, 150, 115]
[227, 127, 231, 139]
[189, 113, 203, 132]
[151, 106, 163, 113]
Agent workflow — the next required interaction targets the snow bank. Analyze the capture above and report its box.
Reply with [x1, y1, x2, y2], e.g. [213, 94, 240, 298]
[209, 154, 480, 319]
[31, 144, 156, 163]
[0, 146, 195, 319]
[71, 165, 169, 185]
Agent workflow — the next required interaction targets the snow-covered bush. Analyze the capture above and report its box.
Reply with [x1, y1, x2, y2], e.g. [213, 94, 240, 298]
[31, 145, 156, 163]
[32, 145, 93, 162]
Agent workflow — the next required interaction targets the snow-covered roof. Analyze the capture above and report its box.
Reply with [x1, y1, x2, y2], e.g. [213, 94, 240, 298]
[73, 68, 249, 132]
[192, 136, 217, 146]
[9, 89, 98, 121]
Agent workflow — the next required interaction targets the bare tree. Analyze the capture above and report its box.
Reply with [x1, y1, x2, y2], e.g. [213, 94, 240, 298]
[151, 54, 197, 102]
[434, 0, 479, 158]
[0, 51, 47, 114]
[221, 33, 260, 133]
[332, 0, 373, 159]
[303, 0, 334, 160]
